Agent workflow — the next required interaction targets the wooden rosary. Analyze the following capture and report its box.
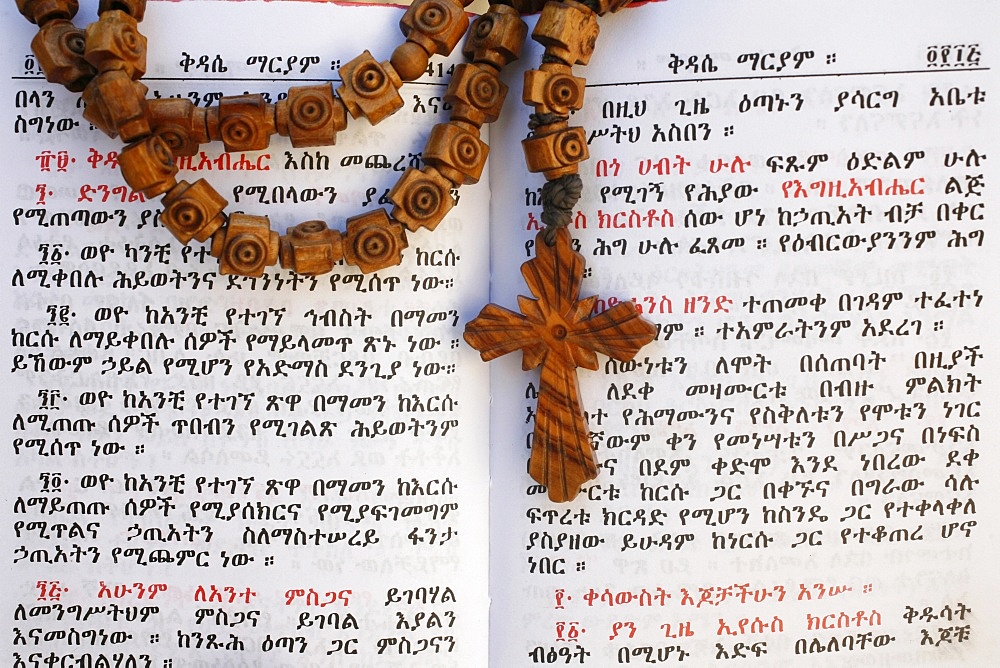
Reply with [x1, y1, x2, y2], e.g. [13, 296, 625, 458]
[16, 0, 656, 502]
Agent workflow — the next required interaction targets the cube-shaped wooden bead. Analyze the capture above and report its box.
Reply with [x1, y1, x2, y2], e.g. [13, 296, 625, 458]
[462, 4, 527, 70]
[17, 0, 77, 25]
[523, 62, 585, 116]
[444, 62, 507, 127]
[211, 213, 280, 277]
[209, 94, 276, 153]
[160, 179, 227, 244]
[275, 84, 348, 148]
[589, 0, 631, 15]
[337, 51, 403, 125]
[148, 98, 208, 156]
[388, 166, 455, 232]
[422, 122, 489, 185]
[522, 124, 589, 180]
[279, 220, 344, 275]
[31, 19, 94, 92]
[399, 0, 469, 57]
[343, 209, 408, 274]
[98, 0, 145, 20]
[532, 1, 599, 66]
[81, 69, 150, 140]
[84, 9, 146, 78]
[118, 135, 177, 198]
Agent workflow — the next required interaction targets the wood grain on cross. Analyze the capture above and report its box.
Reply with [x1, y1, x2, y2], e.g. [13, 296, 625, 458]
[464, 229, 658, 502]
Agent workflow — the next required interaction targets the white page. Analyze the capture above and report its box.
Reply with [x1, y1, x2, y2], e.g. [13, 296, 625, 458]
[488, 0, 1000, 664]
[3, 1, 491, 664]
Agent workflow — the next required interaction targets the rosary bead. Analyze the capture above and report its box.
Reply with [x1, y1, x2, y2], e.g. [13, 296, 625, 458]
[279, 220, 345, 275]
[98, 0, 146, 20]
[444, 62, 507, 127]
[81, 70, 150, 140]
[211, 94, 276, 152]
[399, 0, 469, 58]
[343, 209, 408, 274]
[118, 135, 177, 197]
[532, 0, 599, 66]
[16, 0, 77, 26]
[212, 213, 280, 277]
[160, 179, 227, 244]
[337, 51, 404, 125]
[501, 0, 548, 15]
[587, 0, 631, 15]
[522, 62, 585, 116]
[390, 41, 431, 82]
[388, 166, 455, 232]
[148, 98, 208, 156]
[463, 4, 527, 70]
[84, 9, 147, 78]
[522, 121, 588, 179]
[31, 19, 94, 92]
[275, 84, 348, 148]
[422, 122, 489, 185]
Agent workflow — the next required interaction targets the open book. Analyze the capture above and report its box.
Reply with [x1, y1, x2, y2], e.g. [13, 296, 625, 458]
[4, 0, 998, 664]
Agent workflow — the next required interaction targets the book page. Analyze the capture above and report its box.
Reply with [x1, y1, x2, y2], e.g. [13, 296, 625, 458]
[487, 0, 1000, 665]
[3, 1, 492, 664]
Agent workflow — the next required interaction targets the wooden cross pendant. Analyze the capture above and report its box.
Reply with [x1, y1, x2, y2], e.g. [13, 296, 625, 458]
[464, 229, 658, 502]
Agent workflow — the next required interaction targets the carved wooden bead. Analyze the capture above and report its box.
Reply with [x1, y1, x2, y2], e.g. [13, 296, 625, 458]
[84, 9, 147, 78]
[522, 123, 589, 179]
[399, 0, 469, 58]
[523, 63, 585, 116]
[422, 122, 489, 185]
[210, 94, 275, 152]
[17, 0, 77, 25]
[275, 84, 348, 148]
[532, 1, 599, 66]
[502, 0, 548, 15]
[343, 209, 408, 274]
[390, 41, 431, 82]
[388, 166, 455, 232]
[31, 19, 94, 92]
[337, 51, 403, 125]
[462, 4, 527, 70]
[444, 62, 507, 127]
[148, 98, 208, 156]
[160, 179, 227, 244]
[118, 135, 177, 197]
[279, 220, 344, 275]
[98, 0, 146, 20]
[588, 0, 632, 15]
[212, 213, 280, 277]
[81, 70, 150, 140]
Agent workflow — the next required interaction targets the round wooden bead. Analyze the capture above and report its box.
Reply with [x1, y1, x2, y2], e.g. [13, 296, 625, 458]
[343, 209, 408, 274]
[31, 19, 94, 92]
[390, 41, 431, 82]
[84, 9, 147, 78]
[118, 135, 177, 197]
[388, 166, 455, 232]
[212, 213, 280, 277]
[279, 220, 344, 275]
[160, 179, 227, 244]
[16, 0, 77, 25]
